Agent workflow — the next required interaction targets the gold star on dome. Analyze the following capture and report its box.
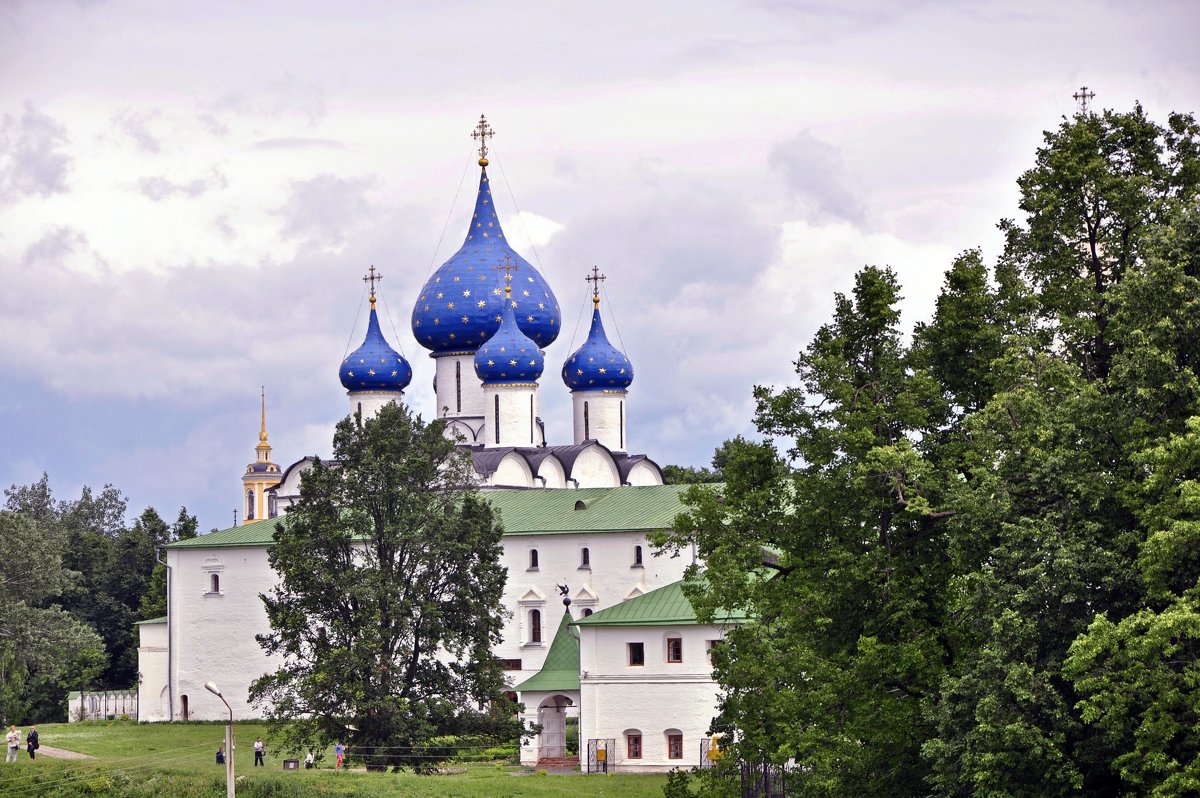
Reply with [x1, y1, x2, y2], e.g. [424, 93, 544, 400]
[522, 289, 529, 297]
[599, 368, 607, 374]
[414, 320, 421, 327]
[526, 315, 533, 322]
[454, 276, 461, 282]
[576, 369, 583, 375]
[391, 370, 398, 377]
[359, 358, 365, 364]
[433, 319, 440, 325]
[487, 359, 494, 366]
[509, 359, 517, 366]
[492, 288, 502, 296]
[463, 289, 471, 297]
[477, 300, 486, 308]
[482, 232, 489, 238]
[423, 305, 430, 311]
[510, 300, 517, 308]
[348, 370, 355, 377]
[495, 315, 503, 323]
[436, 292, 443, 299]
[499, 346, 507, 352]
[527, 276, 534, 283]
[449, 333, 456, 339]
[368, 369, 376, 376]
[435, 277, 441, 283]
[619, 368, 626, 374]
[529, 360, 536, 366]
[447, 302, 455, 310]
[461, 316, 468, 323]
[538, 302, 545, 309]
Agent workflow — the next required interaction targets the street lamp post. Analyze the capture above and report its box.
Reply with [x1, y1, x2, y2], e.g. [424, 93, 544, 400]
[205, 681, 234, 798]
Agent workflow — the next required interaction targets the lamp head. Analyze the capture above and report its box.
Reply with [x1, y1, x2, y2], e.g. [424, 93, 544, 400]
[204, 681, 222, 697]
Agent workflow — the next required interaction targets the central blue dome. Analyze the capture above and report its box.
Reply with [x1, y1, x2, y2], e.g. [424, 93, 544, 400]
[411, 166, 560, 355]
[340, 306, 413, 393]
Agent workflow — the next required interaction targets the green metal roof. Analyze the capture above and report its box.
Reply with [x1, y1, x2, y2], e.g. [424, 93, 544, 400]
[167, 485, 692, 549]
[513, 609, 580, 693]
[135, 616, 167, 625]
[166, 518, 281, 549]
[572, 579, 750, 628]
[482, 484, 692, 535]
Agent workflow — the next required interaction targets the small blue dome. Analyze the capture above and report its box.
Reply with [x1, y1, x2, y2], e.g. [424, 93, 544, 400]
[411, 166, 561, 354]
[474, 292, 545, 385]
[562, 306, 633, 391]
[340, 307, 413, 392]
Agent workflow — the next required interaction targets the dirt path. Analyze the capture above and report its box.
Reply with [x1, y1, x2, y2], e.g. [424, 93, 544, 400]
[34, 745, 94, 760]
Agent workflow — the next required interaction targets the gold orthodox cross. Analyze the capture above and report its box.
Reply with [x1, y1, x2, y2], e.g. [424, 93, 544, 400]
[586, 265, 606, 307]
[472, 115, 495, 162]
[363, 265, 382, 307]
[1073, 86, 1095, 114]
[493, 255, 519, 297]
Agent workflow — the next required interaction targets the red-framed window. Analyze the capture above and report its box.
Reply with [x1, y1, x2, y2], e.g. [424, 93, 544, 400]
[627, 734, 642, 759]
[667, 637, 683, 663]
[668, 734, 683, 759]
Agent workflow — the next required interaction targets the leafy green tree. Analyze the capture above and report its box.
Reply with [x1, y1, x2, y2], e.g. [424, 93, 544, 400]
[663, 437, 758, 484]
[139, 507, 198, 620]
[660, 267, 952, 796]
[250, 402, 520, 771]
[0, 511, 104, 723]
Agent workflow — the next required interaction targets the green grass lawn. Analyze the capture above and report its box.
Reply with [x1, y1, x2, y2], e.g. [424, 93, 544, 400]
[0, 721, 668, 797]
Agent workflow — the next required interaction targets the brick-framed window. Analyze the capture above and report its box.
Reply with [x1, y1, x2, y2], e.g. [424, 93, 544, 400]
[666, 636, 683, 663]
[628, 642, 645, 666]
[668, 733, 683, 759]
[627, 733, 642, 759]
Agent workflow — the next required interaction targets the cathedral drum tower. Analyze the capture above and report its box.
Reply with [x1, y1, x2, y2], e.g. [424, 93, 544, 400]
[410, 116, 560, 444]
[339, 266, 413, 420]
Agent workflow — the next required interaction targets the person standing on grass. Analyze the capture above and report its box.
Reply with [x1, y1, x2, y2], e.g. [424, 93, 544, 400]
[335, 740, 344, 771]
[25, 727, 38, 760]
[254, 737, 265, 767]
[5, 726, 19, 763]
[304, 750, 314, 769]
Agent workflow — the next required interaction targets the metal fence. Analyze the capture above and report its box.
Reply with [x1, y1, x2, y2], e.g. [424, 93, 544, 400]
[66, 689, 139, 722]
[740, 761, 800, 798]
[586, 738, 616, 773]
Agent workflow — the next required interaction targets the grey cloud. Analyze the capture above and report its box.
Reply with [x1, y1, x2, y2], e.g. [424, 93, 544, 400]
[279, 174, 379, 245]
[0, 102, 72, 203]
[769, 130, 866, 224]
[111, 108, 163, 153]
[139, 169, 228, 200]
[20, 226, 88, 267]
[213, 74, 327, 126]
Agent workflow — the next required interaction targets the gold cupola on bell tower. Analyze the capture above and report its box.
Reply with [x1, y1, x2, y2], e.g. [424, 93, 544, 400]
[241, 387, 282, 524]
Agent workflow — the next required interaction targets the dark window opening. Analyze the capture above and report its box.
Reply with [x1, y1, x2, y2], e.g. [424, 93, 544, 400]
[582, 608, 593, 617]
[209, 573, 220, 594]
[245, 489, 255, 521]
[627, 734, 642, 759]
[668, 734, 683, 759]
[633, 545, 643, 566]
[628, 642, 645, 666]
[530, 609, 542, 643]
[584, 400, 590, 439]
[581, 547, 590, 567]
[495, 395, 500, 444]
[529, 549, 539, 570]
[455, 361, 462, 413]
[667, 637, 683, 663]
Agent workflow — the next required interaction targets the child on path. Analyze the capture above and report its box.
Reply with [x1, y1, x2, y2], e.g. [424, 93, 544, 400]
[5, 726, 19, 763]
[253, 737, 265, 767]
[334, 741, 344, 771]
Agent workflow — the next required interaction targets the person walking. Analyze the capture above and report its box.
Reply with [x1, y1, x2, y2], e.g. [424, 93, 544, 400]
[5, 726, 19, 763]
[334, 741, 344, 771]
[25, 727, 38, 760]
[253, 737, 265, 767]
[304, 750, 315, 769]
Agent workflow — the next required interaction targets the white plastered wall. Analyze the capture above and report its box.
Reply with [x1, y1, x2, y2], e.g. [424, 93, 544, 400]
[482, 383, 541, 448]
[496, 531, 689, 694]
[136, 622, 168, 721]
[489, 452, 534, 488]
[572, 391, 627, 452]
[345, 390, 403, 421]
[570, 447, 620, 488]
[625, 461, 663, 487]
[434, 354, 485, 421]
[578, 624, 725, 772]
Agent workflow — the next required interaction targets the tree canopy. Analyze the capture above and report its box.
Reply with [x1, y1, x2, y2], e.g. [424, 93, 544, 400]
[658, 103, 1200, 797]
[249, 402, 521, 771]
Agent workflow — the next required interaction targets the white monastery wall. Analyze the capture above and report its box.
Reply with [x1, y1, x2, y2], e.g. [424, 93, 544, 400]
[535, 457, 566, 489]
[578, 625, 724, 772]
[435, 354, 486, 420]
[165, 545, 283, 721]
[625, 461, 662, 487]
[136, 622, 168, 721]
[570, 448, 620, 488]
[346, 390, 402, 421]
[483, 384, 541, 448]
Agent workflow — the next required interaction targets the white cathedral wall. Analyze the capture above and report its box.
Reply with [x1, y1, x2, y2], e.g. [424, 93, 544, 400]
[483, 384, 540, 448]
[346, 390, 403, 421]
[489, 453, 534, 488]
[167, 545, 283, 721]
[572, 391, 627, 452]
[625, 461, 664, 487]
[578, 624, 723, 772]
[497, 532, 691, 690]
[534, 456, 566, 489]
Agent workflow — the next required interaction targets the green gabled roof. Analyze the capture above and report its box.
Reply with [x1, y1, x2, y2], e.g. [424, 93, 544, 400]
[166, 518, 281, 549]
[168, 484, 695, 549]
[572, 579, 750, 627]
[513, 610, 580, 693]
[135, 616, 167, 625]
[482, 484, 692, 535]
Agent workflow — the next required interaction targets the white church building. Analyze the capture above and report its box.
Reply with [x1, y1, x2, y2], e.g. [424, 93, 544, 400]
[137, 119, 743, 771]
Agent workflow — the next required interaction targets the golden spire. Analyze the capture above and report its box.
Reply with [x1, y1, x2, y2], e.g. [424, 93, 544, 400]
[585, 266, 606, 309]
[472, 114, 495, 167]
[493, 254, 519, 299]
[363, 265, 382, 309]
[259, 386, 268, 443]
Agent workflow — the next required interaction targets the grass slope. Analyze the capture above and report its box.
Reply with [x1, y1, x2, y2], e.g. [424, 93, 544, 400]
[0, 721, 667, 798]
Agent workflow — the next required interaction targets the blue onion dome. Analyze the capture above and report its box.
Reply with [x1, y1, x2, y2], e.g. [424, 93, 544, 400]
[562, 291, 633, 391]
[474, 277, 545, 385]
[410, 162, 561, 355]
[340, 292, 413, 392]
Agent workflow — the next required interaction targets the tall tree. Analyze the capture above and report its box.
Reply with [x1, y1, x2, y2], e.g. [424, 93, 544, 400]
[660, 267, 952, 796]
[250, 402, 520, 771]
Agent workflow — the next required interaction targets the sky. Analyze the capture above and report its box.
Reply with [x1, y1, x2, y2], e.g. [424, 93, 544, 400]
[1, 0, 1198, 532]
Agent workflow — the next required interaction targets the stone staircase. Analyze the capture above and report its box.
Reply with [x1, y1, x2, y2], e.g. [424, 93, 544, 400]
[536, 755, 580, 770]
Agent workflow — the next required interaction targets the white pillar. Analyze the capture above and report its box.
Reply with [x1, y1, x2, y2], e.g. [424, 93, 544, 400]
[572, 390, 627, 452]
[434, 354, 485, 423]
